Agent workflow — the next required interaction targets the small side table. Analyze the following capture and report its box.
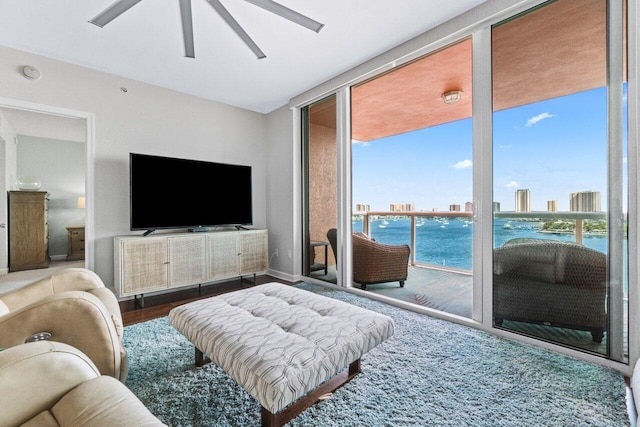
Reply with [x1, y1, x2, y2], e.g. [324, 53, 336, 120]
[310, 241, 329, 275]
[66, 226, 85, 261]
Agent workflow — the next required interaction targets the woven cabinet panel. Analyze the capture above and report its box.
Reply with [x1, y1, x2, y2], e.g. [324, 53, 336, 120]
[240, 230, 268, 274]
[120, 237, 168, 294]
[208, 233, 240, 280]
[168, 235, 207, 288]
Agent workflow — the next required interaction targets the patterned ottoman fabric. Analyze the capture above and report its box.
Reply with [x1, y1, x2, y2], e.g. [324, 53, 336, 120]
[168, 282, 394, 414]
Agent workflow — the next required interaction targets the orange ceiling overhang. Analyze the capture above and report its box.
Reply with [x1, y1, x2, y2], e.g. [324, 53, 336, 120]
[326, 0, 622, 143]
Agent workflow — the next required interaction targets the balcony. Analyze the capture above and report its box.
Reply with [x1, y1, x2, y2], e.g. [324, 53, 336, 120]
[307, 209, 621, 357]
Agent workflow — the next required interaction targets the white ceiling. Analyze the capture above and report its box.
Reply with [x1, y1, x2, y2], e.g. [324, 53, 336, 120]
[0, 0, 489, 114]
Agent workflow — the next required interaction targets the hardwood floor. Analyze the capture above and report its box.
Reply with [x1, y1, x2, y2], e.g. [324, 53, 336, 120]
[120, 275, 298, 326]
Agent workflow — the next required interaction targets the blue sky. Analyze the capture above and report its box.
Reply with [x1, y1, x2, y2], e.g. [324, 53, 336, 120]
[352, 86, 627, 212]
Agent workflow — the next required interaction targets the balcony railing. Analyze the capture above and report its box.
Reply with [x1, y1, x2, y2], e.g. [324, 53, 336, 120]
[354, 210, 608, 269]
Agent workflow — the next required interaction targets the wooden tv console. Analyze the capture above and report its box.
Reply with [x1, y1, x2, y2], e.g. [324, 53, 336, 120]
[114, 229, 268, 307]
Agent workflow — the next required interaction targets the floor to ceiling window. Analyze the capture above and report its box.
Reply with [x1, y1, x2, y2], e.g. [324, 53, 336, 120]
[349, 39, 474, 317]
[298, 0, 633, 367]
[491, 0, 628, 362]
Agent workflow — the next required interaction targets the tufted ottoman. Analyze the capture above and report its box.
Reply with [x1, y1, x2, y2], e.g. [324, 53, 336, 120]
[168, 282, 394, 427]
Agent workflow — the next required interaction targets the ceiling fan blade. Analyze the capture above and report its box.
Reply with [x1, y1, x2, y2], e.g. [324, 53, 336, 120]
[89, 0, 144, 27]
[179, 0, 195, 58]
[206, 0, 266, 59]
[244, 0, 323, 33]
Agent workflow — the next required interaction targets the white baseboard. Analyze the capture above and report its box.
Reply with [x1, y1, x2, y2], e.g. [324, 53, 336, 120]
[627, 385, 637, 427]
[266, 269, 300, 283]
[0, 268, 8, 275]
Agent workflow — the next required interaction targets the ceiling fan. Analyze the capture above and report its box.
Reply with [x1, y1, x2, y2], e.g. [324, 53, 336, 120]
[89, 0, 324, 59]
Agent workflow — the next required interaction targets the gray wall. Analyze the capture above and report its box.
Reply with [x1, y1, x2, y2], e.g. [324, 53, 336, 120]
[265, 105, 298, 281]
[16, 135, 85, 258]
[0, 45, 268, 289]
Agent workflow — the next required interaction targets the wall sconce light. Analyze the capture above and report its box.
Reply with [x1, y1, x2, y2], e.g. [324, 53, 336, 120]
[442, 90, 462, 105]
[77, 197, 86, 209]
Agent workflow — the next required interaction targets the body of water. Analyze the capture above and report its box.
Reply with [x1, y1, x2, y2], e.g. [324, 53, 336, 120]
[352, 216, 608, 270]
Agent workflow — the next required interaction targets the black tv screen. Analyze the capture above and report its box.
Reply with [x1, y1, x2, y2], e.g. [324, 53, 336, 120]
[130, 153, 252, 231]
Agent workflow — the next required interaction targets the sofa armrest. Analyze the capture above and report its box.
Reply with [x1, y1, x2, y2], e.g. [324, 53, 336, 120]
[0, 341, 100, 427]
[85, 287, 124, 340]
[52, 376, 167, 426]
[0, 268, 105, 312]
[0, 291, 123, 379]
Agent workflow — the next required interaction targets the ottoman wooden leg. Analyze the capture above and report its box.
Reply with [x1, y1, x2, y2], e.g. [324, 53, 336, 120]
[195, 347, 211, 367]
[260, 359, 361, 427]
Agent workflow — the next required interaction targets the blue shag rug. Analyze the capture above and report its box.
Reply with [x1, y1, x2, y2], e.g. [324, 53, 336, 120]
[123, 283, 630, 426]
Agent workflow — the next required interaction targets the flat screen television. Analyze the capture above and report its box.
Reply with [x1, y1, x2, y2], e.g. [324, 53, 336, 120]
[129, 153, 252, 232]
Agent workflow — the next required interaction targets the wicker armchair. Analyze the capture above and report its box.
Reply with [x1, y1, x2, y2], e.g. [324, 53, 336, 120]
[493, 239, 607, 342]
[327, 228, 410, 290]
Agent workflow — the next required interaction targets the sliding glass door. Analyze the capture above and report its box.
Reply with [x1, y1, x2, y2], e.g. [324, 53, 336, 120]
[350, 39, 475, 317]
[298, 0, 631, 365]
[491, 0, 628, 362]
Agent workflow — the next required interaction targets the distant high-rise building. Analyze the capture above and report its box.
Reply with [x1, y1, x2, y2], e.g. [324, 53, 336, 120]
[547, 200, 558, 212]
[355, 204, 370, 212]
[432, 208, 439, 212]
[493, 202, 501, 212]
[464, 202, 473, 212]
[390, 203, 414, 212]
[570, 191, 601, 212]
[449, 204, 461, 212]
[515, 189, 531, 212]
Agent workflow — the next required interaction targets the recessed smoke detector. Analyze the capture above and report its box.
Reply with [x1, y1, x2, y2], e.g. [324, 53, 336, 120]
[22, 65, 42, 80]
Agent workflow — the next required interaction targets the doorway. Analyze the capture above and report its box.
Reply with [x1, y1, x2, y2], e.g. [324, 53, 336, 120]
[0, 99, 94, 275]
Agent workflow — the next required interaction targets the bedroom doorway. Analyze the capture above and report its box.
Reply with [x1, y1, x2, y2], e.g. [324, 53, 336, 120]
[0, 98, 95, 274]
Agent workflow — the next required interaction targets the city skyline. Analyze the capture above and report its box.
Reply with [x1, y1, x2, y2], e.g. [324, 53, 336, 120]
[352, 86, 627, 213]
[355, 189, 601, 213]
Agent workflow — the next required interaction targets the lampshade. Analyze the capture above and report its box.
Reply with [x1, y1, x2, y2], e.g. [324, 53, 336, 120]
[77, 197, 86, 209]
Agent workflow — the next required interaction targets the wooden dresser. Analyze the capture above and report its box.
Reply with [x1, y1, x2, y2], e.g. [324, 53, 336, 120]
[8, 191, 50, 272]
[66, 226, 85, 261]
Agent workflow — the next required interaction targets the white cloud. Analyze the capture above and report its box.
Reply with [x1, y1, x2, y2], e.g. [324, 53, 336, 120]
[450, 159, 472, 169]
[352, 139, 370, 147]
[506, 181, 519, 189]
[526, 112, 555, 127]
